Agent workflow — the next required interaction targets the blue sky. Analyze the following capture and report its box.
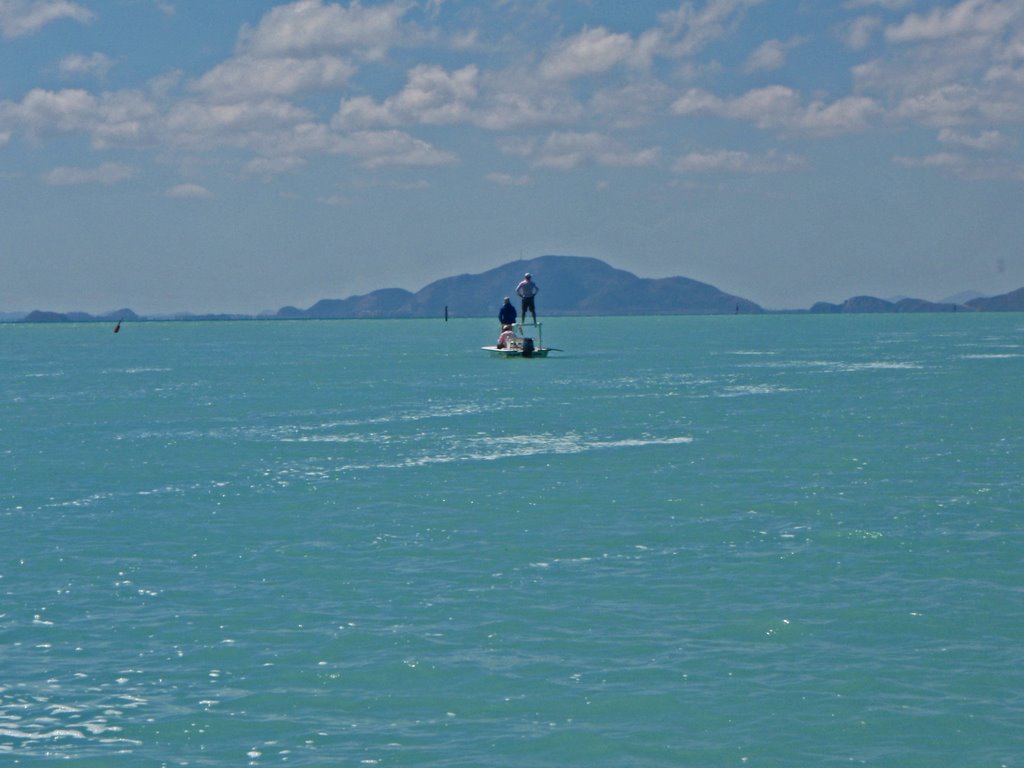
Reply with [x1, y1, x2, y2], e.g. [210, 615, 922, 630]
[2, 0, 1023, 314]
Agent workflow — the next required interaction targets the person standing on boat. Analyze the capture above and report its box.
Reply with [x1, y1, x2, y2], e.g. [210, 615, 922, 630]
[498, 296, 517, 327]
[516, 273, 538, 325]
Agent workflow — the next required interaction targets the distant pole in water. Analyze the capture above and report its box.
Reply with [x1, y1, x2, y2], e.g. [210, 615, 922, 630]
[444, 305, 448, 322]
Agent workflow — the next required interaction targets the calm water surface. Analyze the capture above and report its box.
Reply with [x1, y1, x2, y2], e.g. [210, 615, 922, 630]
[1, 315, 1022, 766]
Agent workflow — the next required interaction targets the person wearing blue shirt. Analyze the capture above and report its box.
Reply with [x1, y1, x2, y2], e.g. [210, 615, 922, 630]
[498, 296, 517, 326]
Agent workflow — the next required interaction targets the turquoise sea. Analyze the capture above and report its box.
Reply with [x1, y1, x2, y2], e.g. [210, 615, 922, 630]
[1, 315, 1022, 767]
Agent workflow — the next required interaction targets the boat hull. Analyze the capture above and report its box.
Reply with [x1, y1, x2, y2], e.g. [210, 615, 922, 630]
[481, 346, 550, 358]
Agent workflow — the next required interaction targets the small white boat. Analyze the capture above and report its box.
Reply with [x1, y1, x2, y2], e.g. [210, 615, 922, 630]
[481, 322, 554, 357]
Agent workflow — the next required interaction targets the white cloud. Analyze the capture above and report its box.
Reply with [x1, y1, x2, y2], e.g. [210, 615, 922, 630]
[43, 161, 135, 185]
[800, 95, 883, 134]
[507, 131, 660, 170]
[892, 83, 984, 127]
[237, 0, 412, 59]
[334, 129, 456, 168]
[0, 0, 93, 39]
[894, 150, 1024, 180]
[334, 95, 398, 129]
[986, 54, 1024, 84]
[672, 85, 880, 135]
[501, 0, 765, 87]
[656, 0, 766, 58]
[335, 62, 579, 135]
[0, 87, 95, 137]
[855, 35, 988, 96]
[58, 52, 114, 80]
[150, 1, 432, 167]
[886, 0, 1020, 42]
[842, 16, 881, 50]
[589, 82, 672, 129]
[845, 0, 1024, 137]
[335, 63, 478, 129]
[164, 98, 315, 151]
[396, 63, 478, 123]
[194, 55, 356, 101]
[743, 37, 803, 73]
[90, 91, 160, 148]
[9, 0, 1019, 195]
[166, 183, 213, 198]
[673, 148, 805, 173]
[472, 75, 582, 131]
[449, 28, 479, 51]
[539, 27, 643, 80]
[938, 127, 1014, 149]
[97, 0, 767, 177]
[0, 87, 159, 148]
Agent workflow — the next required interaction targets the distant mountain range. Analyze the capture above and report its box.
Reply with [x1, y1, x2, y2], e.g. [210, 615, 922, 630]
[19, 308, 142, 323]
[5, 255, 1024, 322]
[809, 287, 1024, 313]
[277, 255, 762, 319]
[9, 308, 251, 323]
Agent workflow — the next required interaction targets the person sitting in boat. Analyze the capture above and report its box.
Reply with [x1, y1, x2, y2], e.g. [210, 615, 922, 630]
[498, 296, 517, 327]
[496, 324, 517, 349]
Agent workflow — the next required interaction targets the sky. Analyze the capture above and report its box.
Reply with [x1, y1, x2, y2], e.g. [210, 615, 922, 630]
[2, 0, 1023, 314]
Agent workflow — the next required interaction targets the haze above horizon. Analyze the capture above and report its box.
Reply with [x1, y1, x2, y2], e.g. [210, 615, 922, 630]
[2, 0, 1023, 315]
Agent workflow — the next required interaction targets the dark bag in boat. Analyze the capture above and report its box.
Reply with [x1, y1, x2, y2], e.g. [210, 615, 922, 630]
[522, 337, 534, 357]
